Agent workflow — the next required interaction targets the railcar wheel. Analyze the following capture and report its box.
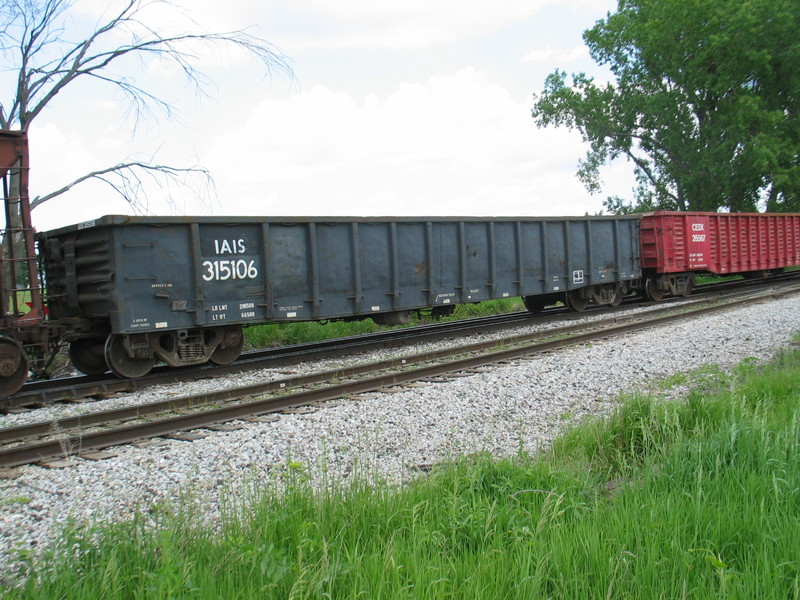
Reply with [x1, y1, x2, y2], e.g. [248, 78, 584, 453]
[523, 295, 548, 314]
[565, 289, 589, 312]
[69, 337, 109, 375]
[104, 334, 154, 379]
[210, 327, 244, 366]
[681, 276, 695, 297]
[610, 287, 625, 307]
[645, 278, 666, 301]
[0, 340, 28, 397]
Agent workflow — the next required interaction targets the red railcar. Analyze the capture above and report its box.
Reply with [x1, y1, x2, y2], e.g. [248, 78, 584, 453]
[639, 211, 800, 299]
[0, 131, 47, 396]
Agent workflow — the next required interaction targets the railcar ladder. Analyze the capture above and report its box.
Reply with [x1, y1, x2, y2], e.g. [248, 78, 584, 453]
[0, 130, 44, 328]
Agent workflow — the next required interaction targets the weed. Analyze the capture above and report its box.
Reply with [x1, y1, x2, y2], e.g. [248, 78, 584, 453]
[8, 350, 800, 599]
[0, 496, 31, 506]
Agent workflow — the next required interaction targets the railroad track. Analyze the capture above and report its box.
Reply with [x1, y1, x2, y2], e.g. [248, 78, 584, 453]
[5, 310, 541, 409]
[2, 279, 798, 469]
[7, 272, 796, 411]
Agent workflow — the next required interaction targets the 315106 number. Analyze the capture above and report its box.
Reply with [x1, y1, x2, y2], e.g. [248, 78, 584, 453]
[201, 259, 258, 281]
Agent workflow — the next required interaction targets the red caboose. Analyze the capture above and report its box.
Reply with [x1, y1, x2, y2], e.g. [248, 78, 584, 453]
[639, 211, 800, 300]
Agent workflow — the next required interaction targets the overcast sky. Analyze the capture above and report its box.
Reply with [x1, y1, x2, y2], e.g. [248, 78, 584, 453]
[22, 0, 634, 231]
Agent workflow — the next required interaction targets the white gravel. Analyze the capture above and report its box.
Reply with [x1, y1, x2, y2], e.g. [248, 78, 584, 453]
[0, 300, 691, 429]
[1, 294, 799, 578]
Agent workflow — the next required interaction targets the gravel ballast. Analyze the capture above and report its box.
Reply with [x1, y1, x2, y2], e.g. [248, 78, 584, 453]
[1, 295, 799, 575]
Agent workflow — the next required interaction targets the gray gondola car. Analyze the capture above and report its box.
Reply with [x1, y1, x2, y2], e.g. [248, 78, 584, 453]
[39, 215, 641, 378]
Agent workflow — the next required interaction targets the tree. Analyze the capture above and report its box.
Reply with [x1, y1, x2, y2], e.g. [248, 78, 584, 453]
[0, 0, 291, 318]
[531, 0, 800, 213]
[0, 0, 291, 210]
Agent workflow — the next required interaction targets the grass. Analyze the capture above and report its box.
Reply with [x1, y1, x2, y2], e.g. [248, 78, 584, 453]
[241, 267, 796, 349]
[694, 273, 742, 285]
[6, 350, 800, 598]
[243, 297, 525, 348]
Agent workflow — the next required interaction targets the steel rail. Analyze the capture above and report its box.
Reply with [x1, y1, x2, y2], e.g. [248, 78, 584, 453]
[1, 281, 797, 468]
[3, 310, 544, 409]
[6, 273, 785, 410]
[0, 293, 730, 444]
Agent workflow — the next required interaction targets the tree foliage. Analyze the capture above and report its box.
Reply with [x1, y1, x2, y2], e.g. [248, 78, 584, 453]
[532, 0, 800, 213]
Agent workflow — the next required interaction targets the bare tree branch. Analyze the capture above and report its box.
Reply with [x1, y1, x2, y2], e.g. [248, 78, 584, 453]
[2, 0, 292, 131]
[30, 160, 214, 211]
[0, 0, 291, 215]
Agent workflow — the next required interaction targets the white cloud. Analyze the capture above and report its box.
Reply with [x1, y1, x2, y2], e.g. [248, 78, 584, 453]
[67, 0, 616, 53]
[27, 123, 140, 229]
[198, 68, 632, 219]
[522, 44, 589, 63]
[20, 1, 631, 233]
[281, 2, 542, 49]
[173, 0, 615, 51]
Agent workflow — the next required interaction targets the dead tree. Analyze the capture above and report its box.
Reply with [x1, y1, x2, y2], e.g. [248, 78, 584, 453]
[0, 0, 290, 301]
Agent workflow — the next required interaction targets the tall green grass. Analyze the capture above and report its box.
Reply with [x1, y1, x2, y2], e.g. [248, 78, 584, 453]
[7, 350, 800, 598]
[244, 297, 525, 348]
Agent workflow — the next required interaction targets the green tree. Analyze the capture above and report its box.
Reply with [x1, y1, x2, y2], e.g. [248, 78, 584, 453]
[532, 0, 800, 213]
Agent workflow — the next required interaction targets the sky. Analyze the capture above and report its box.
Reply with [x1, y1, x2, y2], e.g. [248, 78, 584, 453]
[15, 0, 635, 232]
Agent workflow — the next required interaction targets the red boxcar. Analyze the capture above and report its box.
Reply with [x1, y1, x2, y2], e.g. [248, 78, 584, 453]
[638, 211, 800, 300]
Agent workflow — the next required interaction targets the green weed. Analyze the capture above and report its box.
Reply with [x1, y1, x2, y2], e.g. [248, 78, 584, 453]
[7, 349, 800, 599]
[244, 298, 525, 348]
